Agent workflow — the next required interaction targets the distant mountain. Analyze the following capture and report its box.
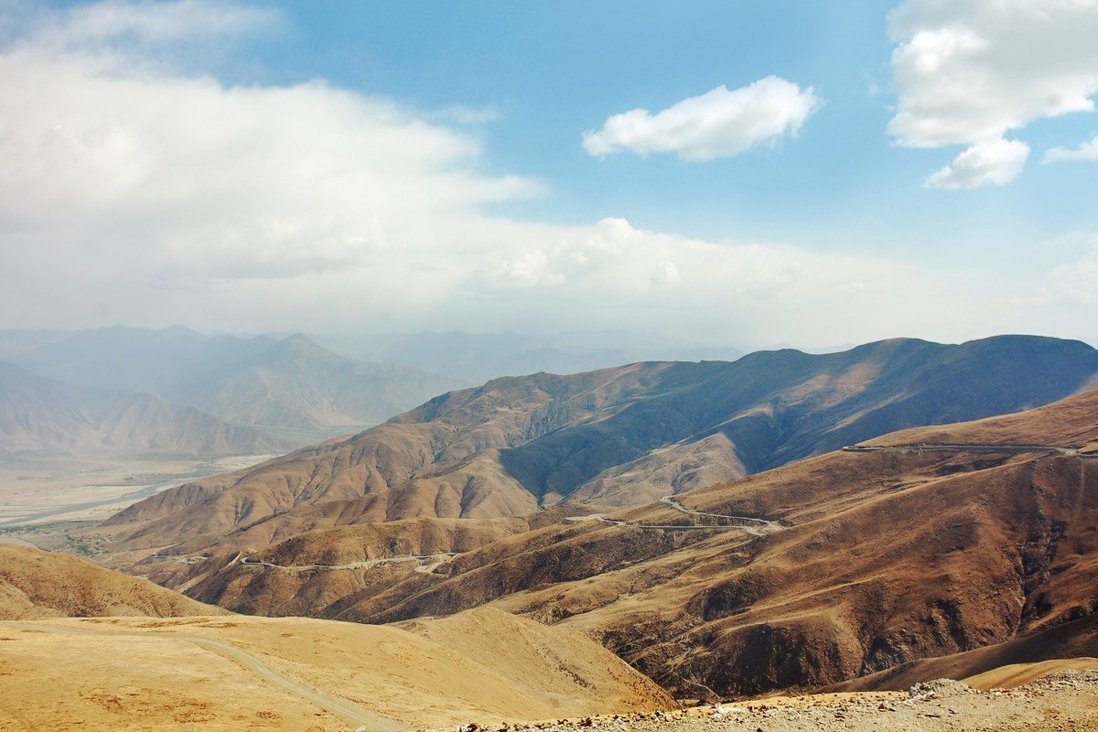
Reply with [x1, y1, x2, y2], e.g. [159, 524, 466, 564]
[313, 330, 744, 385]
[105, 335, 1098, 555]
[168, 333, 456, 434]
[0, 360, 283, 455]
[0, 325, 264, 393]
[0, 326, 457, 440]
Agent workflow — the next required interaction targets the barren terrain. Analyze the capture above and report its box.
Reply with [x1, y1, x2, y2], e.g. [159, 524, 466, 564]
[0, 609, 671, 731]
[100, 336, 1098, 570]
[472, 669, 1098, 732]
[315, 390, 1098, 699]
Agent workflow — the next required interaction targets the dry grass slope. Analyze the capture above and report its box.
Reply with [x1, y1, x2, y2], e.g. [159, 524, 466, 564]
[0, 545, 225, 619]
[0, 610, 672, 730]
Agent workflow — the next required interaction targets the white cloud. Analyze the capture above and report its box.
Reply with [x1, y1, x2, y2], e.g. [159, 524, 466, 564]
[1045, 136, 1098, 163]
[888, 0, 1098, 186]
[582, 77, 819, 162]
[0, 1, 1088, 349]
[924, 137, 1030, 189]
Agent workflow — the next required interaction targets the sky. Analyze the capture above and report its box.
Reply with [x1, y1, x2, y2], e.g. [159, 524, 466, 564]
[0, 0, 1096, 350]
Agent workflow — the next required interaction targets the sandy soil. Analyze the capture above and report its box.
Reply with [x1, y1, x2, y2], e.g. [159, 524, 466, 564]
[0, 610, 669, 731]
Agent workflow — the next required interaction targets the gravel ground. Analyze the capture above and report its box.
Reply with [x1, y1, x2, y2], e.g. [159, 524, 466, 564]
[438, 672, 1098, 732]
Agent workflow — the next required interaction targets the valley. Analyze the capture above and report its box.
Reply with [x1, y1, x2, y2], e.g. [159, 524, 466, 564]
[0, 452, 275, 529]
[127, 387, 1098, 705]
[4, 334, 1098, 730]
[6, 2, 1098, 727]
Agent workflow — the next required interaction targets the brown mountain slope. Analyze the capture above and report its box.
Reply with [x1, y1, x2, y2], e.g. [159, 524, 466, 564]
[287, 390, 1098, 700]
[0, 544, 225, 619]
[829, 613, 1098, 693]
[0, 609, 672, 730]
[104, 336, 1098, 560]
[175, 517, 532, 617]
[0, 542, 673, 728]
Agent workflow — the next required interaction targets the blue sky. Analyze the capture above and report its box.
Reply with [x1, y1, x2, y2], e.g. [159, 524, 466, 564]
[254, 1, 1096, 252]
[1, 0, 1096, 349]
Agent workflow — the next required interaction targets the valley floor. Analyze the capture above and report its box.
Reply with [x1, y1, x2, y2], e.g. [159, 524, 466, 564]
[0, 451, 275, 553]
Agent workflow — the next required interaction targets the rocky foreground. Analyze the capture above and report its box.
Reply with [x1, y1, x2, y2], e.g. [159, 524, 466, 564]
[445, 672, 1098, 732]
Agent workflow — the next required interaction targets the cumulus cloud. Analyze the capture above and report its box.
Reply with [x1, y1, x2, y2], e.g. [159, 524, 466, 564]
[924, 137, 1030, 189]
[0, 1, 1081, 348]
[1045, 136, 1098, 163]
[888, 0, 1098, 187]
[582, 77, 819, 161]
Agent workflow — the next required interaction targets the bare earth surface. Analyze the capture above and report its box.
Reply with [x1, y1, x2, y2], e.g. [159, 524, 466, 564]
[462, 671, 1098, 732]
[0, 609, 670, 731]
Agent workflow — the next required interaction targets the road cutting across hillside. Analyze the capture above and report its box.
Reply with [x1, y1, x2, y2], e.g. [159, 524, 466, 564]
[239, 552, 458, 574]
[567, 497, 783, 536]
[843, 442, 1098, 457]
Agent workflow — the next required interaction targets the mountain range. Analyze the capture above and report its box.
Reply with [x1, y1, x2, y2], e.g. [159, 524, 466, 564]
[0, 326, 456, 454]
[103, 335, 1098, 554]
[0, 360, 281, 455]
[164, 386, 1098, 701]
[313, 329, 746, 385]
[8, 331, 1098, 718]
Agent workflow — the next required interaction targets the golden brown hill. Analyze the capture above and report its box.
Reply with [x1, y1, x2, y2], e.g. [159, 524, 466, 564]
[0, 544, 224, 619]
[104, 336, 1098, 561]
[169, 517, 532, 617]
[288, 389, 1098, 700]
[0, 609, 672, 730]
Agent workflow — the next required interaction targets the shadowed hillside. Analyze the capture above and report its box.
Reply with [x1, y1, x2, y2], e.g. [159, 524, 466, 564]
[309, 389, 1098, 699]
[104, 336, 1098, 559]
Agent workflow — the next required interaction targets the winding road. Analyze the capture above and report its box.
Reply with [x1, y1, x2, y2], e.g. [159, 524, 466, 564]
[567, 497, 783, 536]
[842, 442, 1098, 458]
[239, 552, 458, 575]
[0, 620, 410, 732]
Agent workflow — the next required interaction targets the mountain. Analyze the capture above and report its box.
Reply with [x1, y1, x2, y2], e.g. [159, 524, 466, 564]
[0, 326, 457, 442]
[0, 360, 282, 456]
[0, 325, 263, 393]
[138, 389, 1098, 701]
[103, 336, 1098, 557]
[314, 329, 745, 385]
[168, 333, 456, 434]
[0, 544, 225, 619]
[306, 389, 1098, 699]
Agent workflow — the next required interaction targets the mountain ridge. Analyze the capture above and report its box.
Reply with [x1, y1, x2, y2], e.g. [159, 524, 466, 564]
[0, 326, 458, 441]
[103, 335, 1098, 557]
[0, 360, 284, 456]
